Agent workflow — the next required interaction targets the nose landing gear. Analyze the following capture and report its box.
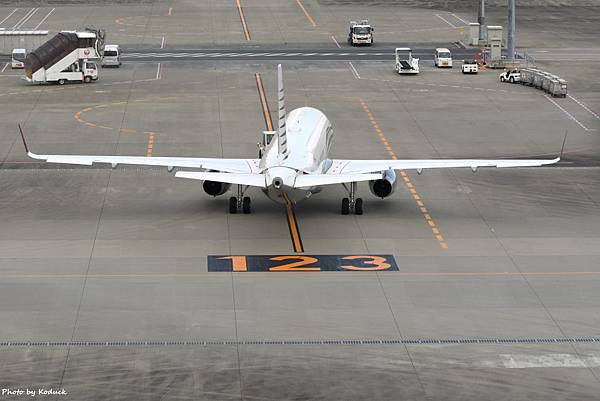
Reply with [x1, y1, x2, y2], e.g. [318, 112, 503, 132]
[341, 182, 363, 215]
[229, 185, 252, 214]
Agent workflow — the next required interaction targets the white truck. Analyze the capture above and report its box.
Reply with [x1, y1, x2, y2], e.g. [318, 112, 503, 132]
[101, 44, 121, 67]
[11, 49, 26, 69]
[395, 47, 419, 74]
[24, 30, 103, 84]
[348, 20, 373, 46]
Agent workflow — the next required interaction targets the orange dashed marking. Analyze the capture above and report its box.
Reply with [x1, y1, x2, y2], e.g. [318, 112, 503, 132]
[73, 99, 170, 157]
[359, 98, 448, 250]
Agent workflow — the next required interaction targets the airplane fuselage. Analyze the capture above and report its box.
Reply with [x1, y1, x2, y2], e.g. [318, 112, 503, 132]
[259, 106, 333, 204]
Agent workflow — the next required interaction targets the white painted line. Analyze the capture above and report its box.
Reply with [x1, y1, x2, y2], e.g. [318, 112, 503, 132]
[160, 36, 165, 49]
[33, 7, 55, 30]
[450, 13, 468, 25]
[0, 8, 19, 26]
[348, 62, 360, 79]
[435, 14, 457, 29]
[11, 8, 34, 30]
[13, 7, 38, 30]
[1, 62, 9, 73]
[545, 95, 591, 131]
[331, 35, 341, 48]
[500, 354, 600, 369]
[156, 63, 161, 80]
[568, 94, 600, 120]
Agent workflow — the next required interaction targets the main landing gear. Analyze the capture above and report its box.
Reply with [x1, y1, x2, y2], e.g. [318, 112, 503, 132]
[341, 182, 363, 215]
[229, 185, 252, 214]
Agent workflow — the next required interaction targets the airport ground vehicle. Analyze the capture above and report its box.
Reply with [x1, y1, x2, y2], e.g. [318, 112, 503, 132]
[101, 44, 121, 67]
[348, 20, 373, 46]
[500, 69, 521, 83]
[462, 60, 478, 74]
[395, 48, 419, 74]
[434, 48, 452, 68]
[24, 30, 102, 84]
[11, 49, 26, 69]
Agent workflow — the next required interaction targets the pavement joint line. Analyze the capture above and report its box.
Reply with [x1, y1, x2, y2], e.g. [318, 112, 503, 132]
[235, 0, 251, 41]
[1, 337, 599, 348]
[295, 0, 317, 27]
[359, 98, 448, 249]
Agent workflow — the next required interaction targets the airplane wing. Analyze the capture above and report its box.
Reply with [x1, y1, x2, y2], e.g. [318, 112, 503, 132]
[329, 158, 560, 175]
[26, 151, 260, 174]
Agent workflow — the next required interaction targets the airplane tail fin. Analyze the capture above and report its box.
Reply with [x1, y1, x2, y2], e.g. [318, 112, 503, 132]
[277, 64, 289, 159]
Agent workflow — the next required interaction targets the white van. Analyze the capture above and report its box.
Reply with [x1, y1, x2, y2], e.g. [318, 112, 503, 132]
[434, 48, 452, 68]
[11, 48, 27, 69]
[101, 44, 121, 67]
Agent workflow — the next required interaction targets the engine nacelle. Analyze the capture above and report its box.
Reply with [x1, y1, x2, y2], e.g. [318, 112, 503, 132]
[369, 169, 397, 198]
[203, 180, 231, 197]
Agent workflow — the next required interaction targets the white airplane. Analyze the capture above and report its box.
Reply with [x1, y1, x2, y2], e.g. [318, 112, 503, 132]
[20, 64, 559, 215]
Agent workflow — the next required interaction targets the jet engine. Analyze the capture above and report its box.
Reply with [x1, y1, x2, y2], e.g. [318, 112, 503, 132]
[203, 180, 231, 197]
[369, 169, 397, 198]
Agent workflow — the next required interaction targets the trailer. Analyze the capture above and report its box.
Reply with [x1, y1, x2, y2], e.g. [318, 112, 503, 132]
[395, 48, 419, 74]
[24, 30, 104, 84]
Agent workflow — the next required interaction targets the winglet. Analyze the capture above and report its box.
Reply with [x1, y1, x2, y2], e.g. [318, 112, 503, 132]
[18, 124, 29, 154]
[559, 129, 568, 160]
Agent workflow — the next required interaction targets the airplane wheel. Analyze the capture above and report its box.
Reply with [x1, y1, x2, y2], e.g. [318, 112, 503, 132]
[242, 197, 251, 214]
[229, 197, 238, 214]
[354, 198, 363, 215]
[341, 198, 350, 215]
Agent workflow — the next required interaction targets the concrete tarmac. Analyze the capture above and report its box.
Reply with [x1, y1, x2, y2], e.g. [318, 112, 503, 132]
[0, 1, 600, 400]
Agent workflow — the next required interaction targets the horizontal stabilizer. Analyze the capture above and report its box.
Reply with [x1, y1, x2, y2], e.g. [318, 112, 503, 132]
[294, 173, 382, 188]
[175, 171, 267, 188]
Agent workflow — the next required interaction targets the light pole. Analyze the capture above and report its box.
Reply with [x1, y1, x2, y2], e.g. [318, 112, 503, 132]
[507, 0, 516, 60]
[478, 0, 485, 41]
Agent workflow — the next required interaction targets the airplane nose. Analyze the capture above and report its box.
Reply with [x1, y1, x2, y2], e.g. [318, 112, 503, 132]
[273, 177, 283, 189]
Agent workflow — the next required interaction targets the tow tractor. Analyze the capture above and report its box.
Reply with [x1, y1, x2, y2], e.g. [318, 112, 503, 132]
[500, 69, 521, 83]
[395, 47, 419, 74]
[348, 20, 373, 46]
